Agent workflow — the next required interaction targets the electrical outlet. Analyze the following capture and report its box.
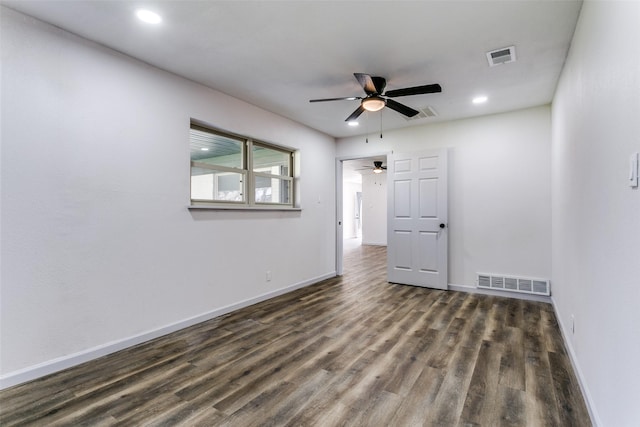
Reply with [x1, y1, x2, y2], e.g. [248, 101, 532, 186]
[266, 271, 272, 282]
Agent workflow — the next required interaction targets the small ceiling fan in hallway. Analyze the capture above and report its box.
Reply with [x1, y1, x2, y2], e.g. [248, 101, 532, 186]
[310, 73, 442, 121]
[357, 161, 387, 174]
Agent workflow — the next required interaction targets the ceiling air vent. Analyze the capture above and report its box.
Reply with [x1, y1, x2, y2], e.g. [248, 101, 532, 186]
[404, 106, 438, 121]
[486, 46, 516, 67]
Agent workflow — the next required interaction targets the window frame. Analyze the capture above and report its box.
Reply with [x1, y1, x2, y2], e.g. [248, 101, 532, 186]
[188, 123, 298, 210]
[250, 141, 294, 206]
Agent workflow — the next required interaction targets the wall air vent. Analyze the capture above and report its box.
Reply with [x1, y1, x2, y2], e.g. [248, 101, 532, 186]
[477, 273, 549, 296]
[486, 46, 516, 67]
[404, 106, 438, 121]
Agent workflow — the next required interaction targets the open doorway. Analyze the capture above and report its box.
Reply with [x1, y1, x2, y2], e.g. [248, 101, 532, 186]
[337, 155, 388, 275]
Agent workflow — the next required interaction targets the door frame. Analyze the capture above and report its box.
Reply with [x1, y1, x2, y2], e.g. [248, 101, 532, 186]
[335, 152, 390, 276]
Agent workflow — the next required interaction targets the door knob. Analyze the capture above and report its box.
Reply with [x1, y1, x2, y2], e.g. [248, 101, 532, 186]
[439, 223, 446, 229]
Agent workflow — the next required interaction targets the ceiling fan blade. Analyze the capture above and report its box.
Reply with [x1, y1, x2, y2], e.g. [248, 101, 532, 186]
[345, 105, 366, 122]
[385, 99, 420, 117]
[309, 96, 361, 103]
[371, 76, 387, 94]
[384, 83, 442, 98]
[354, 73, 385, 95]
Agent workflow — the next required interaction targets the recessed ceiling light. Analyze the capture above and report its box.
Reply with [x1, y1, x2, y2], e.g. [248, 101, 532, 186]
[347, 121, 359, 127]
[472, 96, 488, 104]
[200, 147, 209, 151]
[136, 9, 162, 24]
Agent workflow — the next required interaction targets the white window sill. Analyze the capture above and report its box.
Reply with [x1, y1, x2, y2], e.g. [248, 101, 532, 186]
[188, 204, 301, 212]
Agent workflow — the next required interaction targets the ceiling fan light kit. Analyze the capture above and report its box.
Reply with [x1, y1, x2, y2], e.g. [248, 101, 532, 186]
[362, 96, 386, 112]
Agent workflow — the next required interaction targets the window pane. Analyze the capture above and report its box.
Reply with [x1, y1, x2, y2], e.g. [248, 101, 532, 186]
[191, 166, 244, 202]
[254, 176, 291, 204]
[252, 144, 290, 176]
[190, 127, 244, 169]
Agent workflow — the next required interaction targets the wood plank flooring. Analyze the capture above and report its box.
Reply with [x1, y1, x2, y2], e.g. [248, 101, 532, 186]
[0, 244, 591, 426]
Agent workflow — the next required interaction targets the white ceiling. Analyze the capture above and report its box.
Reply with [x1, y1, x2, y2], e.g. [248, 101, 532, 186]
[2, 0, 582, 138]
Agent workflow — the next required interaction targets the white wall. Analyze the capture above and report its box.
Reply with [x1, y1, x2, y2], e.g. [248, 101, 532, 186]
[551, 2, 640, 425]
[361, 173, 387, 245]
[342, 181, 361, 239]
[337, 106, 552, 287]
[0, 9, 336, 386]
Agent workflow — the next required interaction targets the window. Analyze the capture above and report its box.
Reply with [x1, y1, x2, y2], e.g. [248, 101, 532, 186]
[189, 123, 295, 208]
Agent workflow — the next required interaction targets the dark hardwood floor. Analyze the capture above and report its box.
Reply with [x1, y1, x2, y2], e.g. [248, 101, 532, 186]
[0, 244, 591, 426]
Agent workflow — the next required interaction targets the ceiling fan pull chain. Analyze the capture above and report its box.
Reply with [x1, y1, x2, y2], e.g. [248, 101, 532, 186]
[366, 111, 370, 143]
[380, 111, 383, 139]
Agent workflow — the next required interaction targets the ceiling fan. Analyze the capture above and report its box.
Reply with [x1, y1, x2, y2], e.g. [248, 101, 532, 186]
[357, 161, 388, 174]
[310, 73, 441, 121]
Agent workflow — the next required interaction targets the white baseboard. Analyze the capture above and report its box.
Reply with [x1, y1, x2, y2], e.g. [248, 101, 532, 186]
[448, 283, 552, 303]
[0, 271, 336, 390]
[550, 296, 601, 427]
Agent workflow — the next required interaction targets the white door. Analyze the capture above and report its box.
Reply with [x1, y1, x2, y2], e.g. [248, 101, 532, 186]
[387, 149, 448, 289]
